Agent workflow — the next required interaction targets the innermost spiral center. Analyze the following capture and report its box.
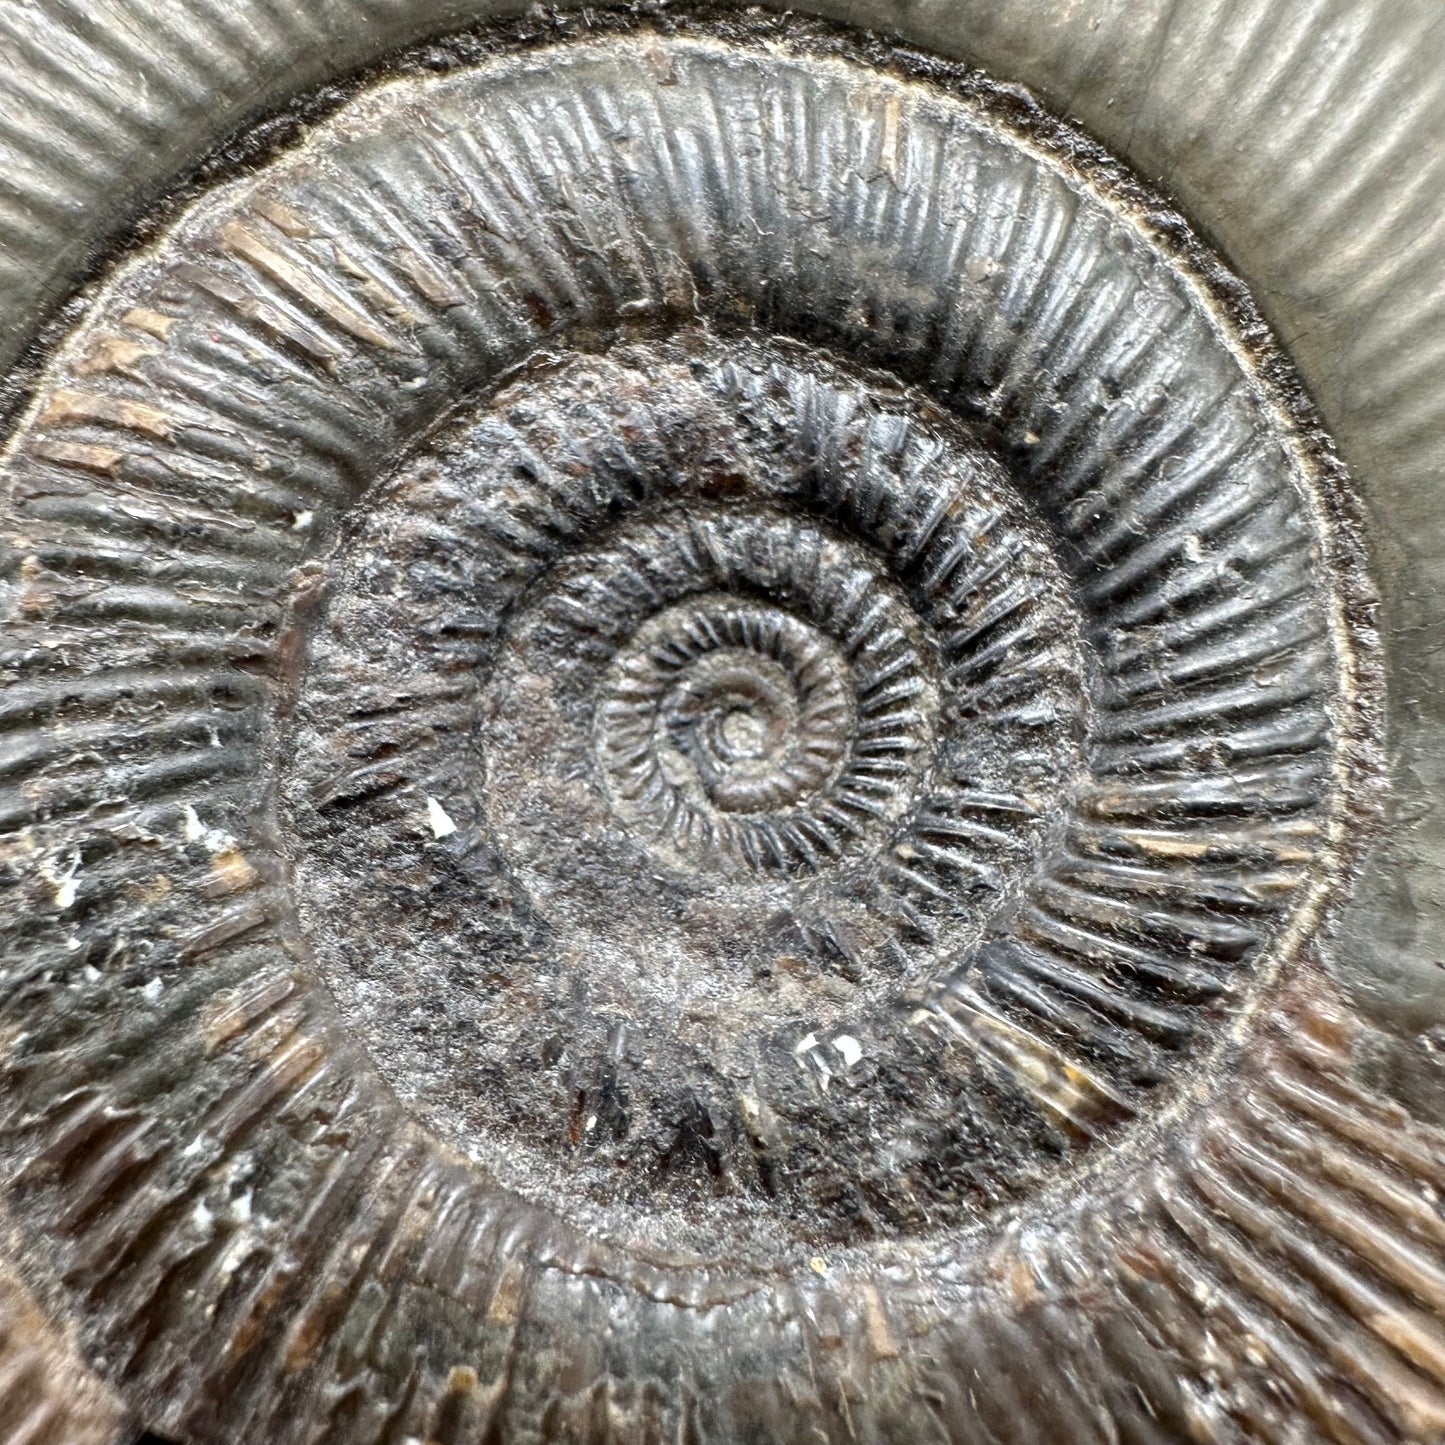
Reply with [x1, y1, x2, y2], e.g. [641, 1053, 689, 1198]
[602, 597, 855, 835]
[717, 705, 770, 760]
[665, 655, 796, 806]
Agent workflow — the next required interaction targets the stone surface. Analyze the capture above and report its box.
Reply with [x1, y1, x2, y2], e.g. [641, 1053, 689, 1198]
[0, 7, 1441, 1445]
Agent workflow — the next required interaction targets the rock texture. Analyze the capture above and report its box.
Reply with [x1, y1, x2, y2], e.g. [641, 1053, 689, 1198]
[0, 12, 1439, 1445]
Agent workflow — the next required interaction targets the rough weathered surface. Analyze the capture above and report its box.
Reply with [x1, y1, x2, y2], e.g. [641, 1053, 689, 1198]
[0, 1258, 122, 1443]
[0, 0, 1442, 1032]
[0, 10, 1441, 1445]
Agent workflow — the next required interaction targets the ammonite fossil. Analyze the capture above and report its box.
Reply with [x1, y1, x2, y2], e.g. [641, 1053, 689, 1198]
[0, 3, 1443, 1443]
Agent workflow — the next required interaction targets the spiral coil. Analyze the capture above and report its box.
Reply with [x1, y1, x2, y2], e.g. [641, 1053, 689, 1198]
[0, 23, 1420, 1445]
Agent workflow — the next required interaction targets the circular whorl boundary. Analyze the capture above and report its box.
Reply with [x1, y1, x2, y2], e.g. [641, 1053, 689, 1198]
[0, 21, 1424, 1445]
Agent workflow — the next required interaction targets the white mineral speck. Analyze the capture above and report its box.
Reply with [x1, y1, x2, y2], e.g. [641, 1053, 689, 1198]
[183, 804, 234, 852]
[426, 796, 458, 838]
[48, 852, 81, 910]
[832, 1034, 863, 1069]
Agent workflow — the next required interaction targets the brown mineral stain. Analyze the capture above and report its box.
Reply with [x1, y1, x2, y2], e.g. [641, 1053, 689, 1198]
[447, 1365, 479, 1393]
[178, 895, 275, 961]
[1371, 1307, 1445, 1385]
[201, 975, 297, 1051]
[16, 555, 52, 616]
[862, 1284, 900, 1360]
[31, 439, 124, 476]
[393, 248, 463, 308]
[205, 847, 261, 897]
[229, 1273, 294, 1362]
[121, 306, 177, 339]
[203, 998, 249, 1051]
[1295, 995, 1354, 1050]
[284, 1286, 344, 1371]
[1003, 1254, 1040, 1304]
[74, 332, 162, 376]
[1116, 1240, 1166, 1280]
[331, 244, 421, 325]
[225, 1315, 263, 1364]
[255, 198, 316, 237]
[124, 873, 172, 905]
[486, 1262, 526, 1323]
[242, 1009, 314, 1067]
[1117, 831, 1213, 859]
[219, 219, 395, 349]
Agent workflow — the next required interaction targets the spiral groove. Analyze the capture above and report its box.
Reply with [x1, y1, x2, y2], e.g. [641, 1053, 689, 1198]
[274, 339, 1092, 1239]
[599, 596, 859, 843]
[0, 23, 1391, 1445]
[512, 507, 941, 878]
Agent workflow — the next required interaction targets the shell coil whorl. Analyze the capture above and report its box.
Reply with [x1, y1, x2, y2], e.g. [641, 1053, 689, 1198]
[0, 22, 1418, 1445]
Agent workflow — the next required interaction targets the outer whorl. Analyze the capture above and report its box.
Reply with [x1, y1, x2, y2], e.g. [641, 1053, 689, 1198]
[0, 14, 1437, 1445]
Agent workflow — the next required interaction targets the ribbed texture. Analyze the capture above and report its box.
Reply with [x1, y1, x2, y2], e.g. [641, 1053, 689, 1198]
[0, 15, 1432, 1445]
[0, 1262, 120, 1445]
[1111, 993, 1445, 1444]
[0, 8, 1434, 986]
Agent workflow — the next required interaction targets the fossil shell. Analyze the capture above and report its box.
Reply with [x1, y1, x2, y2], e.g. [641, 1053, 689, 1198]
[0, 7, 1443, 1445]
